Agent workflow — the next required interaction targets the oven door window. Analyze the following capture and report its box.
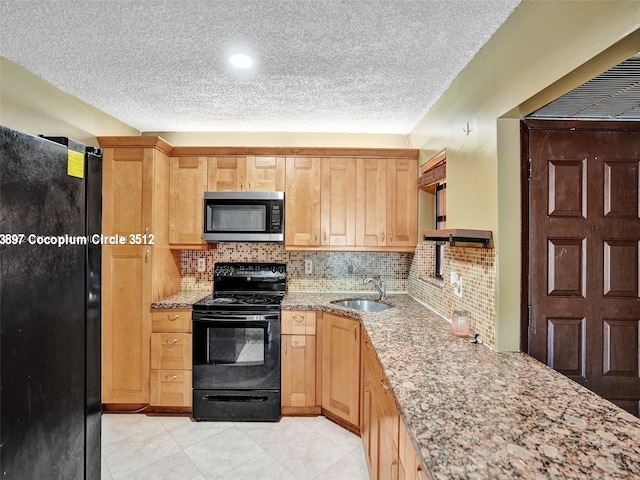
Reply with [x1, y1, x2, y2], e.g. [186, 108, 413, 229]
[207, 204, 267, 232]
[207, 326, 265, 366]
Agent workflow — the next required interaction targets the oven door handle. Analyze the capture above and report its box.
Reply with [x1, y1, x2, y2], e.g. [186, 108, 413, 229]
[194, 314, 279, 322]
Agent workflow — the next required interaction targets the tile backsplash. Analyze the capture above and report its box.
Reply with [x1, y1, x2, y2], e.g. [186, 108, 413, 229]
[407, 243, 496, 348]
[181, 242, 496, 348]
[181, 243, 412, 293]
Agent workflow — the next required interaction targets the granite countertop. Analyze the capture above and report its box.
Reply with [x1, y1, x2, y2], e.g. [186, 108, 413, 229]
[151, 290, 211, 309]
[283, 292, 640, 479]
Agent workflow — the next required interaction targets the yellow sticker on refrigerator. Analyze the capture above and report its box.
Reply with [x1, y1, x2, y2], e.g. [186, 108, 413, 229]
[67, 149, 84, 178]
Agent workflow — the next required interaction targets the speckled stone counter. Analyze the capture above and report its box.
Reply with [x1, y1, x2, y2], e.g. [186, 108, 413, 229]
[283, 292, 640, 479]
[151, 290, 211, 309]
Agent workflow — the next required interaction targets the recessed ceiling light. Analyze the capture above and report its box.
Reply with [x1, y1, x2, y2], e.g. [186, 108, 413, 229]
[229, 53, 253, 69]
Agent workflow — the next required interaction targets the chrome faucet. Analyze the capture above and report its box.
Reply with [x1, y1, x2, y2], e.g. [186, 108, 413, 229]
[364, 275, 386, 300]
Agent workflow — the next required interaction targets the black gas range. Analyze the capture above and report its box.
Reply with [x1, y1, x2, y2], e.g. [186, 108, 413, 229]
[192, 262, 286, 422]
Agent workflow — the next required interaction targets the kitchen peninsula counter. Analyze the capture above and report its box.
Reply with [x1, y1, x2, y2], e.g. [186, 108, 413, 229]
[282, 292, 640, 479]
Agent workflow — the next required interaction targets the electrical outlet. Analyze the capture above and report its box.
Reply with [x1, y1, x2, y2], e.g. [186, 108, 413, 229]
[197, 258, 206, 272]
[304, 259, 313, 275]
[347, 264, 354, 275]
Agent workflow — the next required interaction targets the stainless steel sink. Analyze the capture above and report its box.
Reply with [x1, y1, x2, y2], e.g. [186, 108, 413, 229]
[330, 298, 393, 312]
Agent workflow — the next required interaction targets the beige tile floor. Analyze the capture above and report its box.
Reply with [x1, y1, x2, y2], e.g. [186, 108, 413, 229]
[101, 413, 369, 480]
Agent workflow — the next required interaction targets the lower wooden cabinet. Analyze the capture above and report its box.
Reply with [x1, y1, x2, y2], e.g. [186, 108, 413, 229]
[150, 309, 192, 409]
[322, 312, 360, 427]
[399, 420, 432, 480]
[362, 328, 399, 479]
[281, 310, 320, 414]
[102, 245, 152, 404]
[150, 369, 192, 407]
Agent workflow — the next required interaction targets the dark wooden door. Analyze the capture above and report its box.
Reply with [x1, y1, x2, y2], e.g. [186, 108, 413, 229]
[524, 119, 640, 417]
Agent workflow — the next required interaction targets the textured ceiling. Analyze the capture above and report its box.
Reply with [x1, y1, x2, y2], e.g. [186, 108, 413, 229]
[0, 1, 521, 134]
[530, 54, 640, 120]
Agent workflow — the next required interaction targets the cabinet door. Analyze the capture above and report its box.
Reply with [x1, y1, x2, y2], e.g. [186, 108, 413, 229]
[321, 158, 356, 246]
[102, 147, 154, 237]
[282, 310, 316, 335]
[152, 309, 192, 333]
[246, 156, 285, 191]
[281, 334, 316, 407]
[322, 313, 360, 426]
[102, 245, 152, 404]
[376, 375, 400, 480]
[150, 333, 192, 370]
[361, 331, 378, 478]
[150, 369, 192, 407]
[207, 156, 246, 191]
[386, 158, 418, 248]
[400, 420, 432, 480]
[168, 156, 207, 245]
[356, 158, 387, 247]
[285, 157, 321, 246]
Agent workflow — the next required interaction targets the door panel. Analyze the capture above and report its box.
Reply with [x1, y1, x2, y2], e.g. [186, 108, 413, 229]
[525, 120, 640, 417]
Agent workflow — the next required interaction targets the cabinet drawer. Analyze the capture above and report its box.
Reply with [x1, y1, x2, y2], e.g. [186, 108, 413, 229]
[152, 309, 191, 333]
[150, 369, 192, 407]
[150, 333, 192, 370]
[282, 310, 316, 335]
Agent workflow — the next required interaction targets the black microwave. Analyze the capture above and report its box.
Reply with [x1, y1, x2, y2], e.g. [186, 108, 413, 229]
[203, 191, 284, 243]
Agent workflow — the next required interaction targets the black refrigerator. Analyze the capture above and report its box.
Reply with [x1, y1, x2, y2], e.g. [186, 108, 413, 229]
[0, 126, 101, 479]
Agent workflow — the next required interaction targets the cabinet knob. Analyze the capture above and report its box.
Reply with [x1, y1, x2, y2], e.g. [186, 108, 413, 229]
[293, 315, 304, 322]
[380, 380, 390, 391]
[323, 230, 327, 242]
[166, 375, 178, 382]
[390, 232, 394, 242]
[166, 338, 179, 345]
[145, 250, 150, 263]
[353, 325, 357, 340]
[381, 232, 385, 242]
[168, 314, 180, 321]
[314, 230, 318, 242]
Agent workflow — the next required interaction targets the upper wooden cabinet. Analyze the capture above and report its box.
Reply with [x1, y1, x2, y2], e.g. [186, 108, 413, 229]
[169, 156, 207, 246]
[285, 157, 321, 246]
[356, 158, 387, 247]
[105, 140, 417, 251]
[246, 156, 286, 191]
[387, 158, 418, 248]
[321, 158, 356, 246]
[102, 145, 155, 238]
[168, 155, 286, 247]
[287, 155, 418, 251]
[207, 156, 285, 192]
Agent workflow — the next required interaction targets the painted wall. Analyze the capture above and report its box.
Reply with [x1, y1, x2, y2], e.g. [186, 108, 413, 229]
[144, 131, 408, 148]
[0, 57, 139, 146]
[410, 0, 640, 351]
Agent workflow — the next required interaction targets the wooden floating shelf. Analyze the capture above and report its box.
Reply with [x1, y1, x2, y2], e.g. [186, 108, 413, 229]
[422, 229, 493, 248]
